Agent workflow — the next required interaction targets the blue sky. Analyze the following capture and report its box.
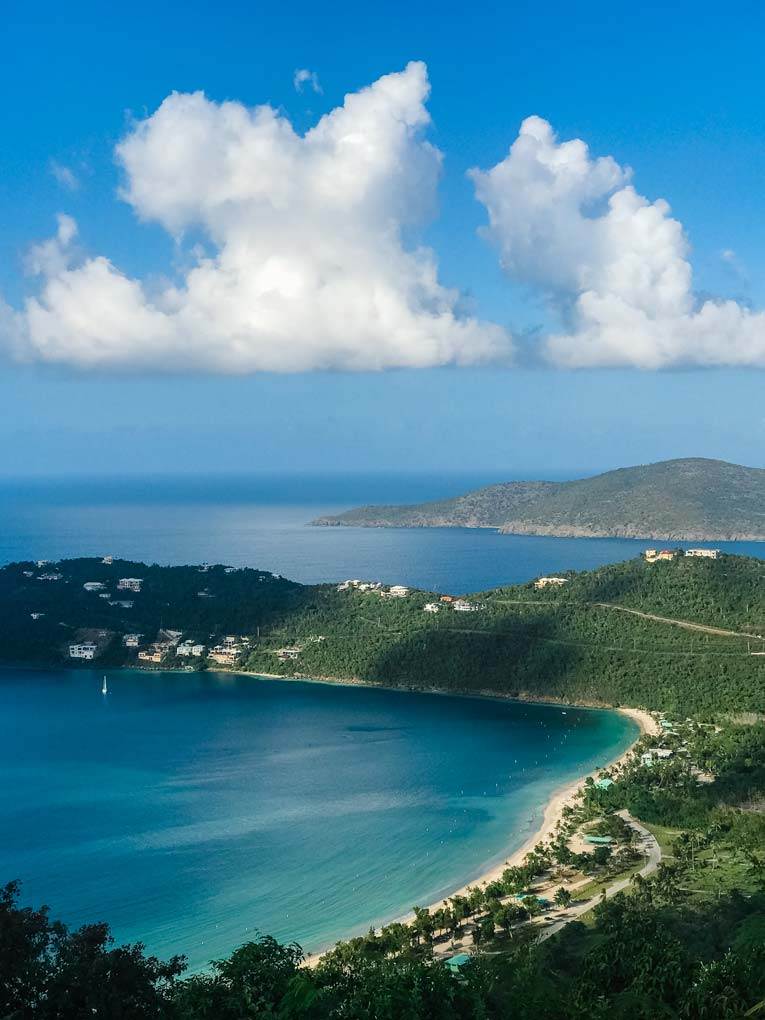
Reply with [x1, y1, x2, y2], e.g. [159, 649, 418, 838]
[2, 0, 764, 478]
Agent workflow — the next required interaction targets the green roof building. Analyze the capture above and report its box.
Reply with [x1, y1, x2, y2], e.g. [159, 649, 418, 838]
[445, 953, 471, 974]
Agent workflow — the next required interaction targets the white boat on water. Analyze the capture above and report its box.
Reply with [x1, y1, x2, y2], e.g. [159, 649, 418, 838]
[102, 676, 108, 695]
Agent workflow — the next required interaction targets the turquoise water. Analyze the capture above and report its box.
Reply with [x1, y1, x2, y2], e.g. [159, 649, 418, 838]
[0, 668, 637, 970]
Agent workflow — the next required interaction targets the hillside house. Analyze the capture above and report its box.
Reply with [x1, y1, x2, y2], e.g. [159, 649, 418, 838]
[69, 642, 97, 660]
[386, 585, 410, 598]
[453, 599, 478, 612]
[117, 577, 143, 592]
[685, 548, 719, 559]
[30, 612, 45, 620]
[177, 641, 205, 657]
[423, 602, 440, 613]
[534, 577, 568, 589]
[108, 600, 134, 608]
[275, 647, 301, 661]
[122, 633, 142, 647]
[38, 572, 62, 581]
[644, 549, 677, 563]
[102, 555, 113, 564]
[138, 647, 164, 664]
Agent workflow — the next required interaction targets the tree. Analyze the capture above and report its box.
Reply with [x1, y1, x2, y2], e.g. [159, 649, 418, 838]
[553, 887, 572, 909]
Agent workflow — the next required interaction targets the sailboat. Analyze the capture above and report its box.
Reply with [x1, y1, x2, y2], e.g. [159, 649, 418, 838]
[102, 675, 108, 696]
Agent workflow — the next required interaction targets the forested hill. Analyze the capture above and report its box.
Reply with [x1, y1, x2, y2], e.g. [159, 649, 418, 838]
[3, 551, 764, 716]
[312, 458, 765, 541]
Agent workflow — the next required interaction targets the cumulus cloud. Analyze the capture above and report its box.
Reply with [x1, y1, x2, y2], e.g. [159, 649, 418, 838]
[50, 160, 79, 191]
[293, 68, 322, 94]
[471, 116, 765, 368]
[7, 62, 509, 373]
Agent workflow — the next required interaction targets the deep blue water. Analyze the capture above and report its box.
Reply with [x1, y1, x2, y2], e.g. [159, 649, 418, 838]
[0, 668, 637, 969]
[1, 474, 762, 592]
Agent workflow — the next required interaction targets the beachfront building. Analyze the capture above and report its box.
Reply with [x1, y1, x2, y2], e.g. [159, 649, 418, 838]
[69, 642, 97, 660]
[209, 646, 240, 665]
[534, 576, 568, 589]
[138, 647, 164, 664]
[685, 548, 720, 559]
[275, 647, 301, 661]
[177, 641, 205, 657]
[117, 577, 143, 592]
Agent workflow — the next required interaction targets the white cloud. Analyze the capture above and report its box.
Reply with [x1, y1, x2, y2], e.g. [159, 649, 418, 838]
[293, 68, 323, 95]
[7, 63, 510, 373]
[471, 116, 765, 368]
[50, 160, 79, 191]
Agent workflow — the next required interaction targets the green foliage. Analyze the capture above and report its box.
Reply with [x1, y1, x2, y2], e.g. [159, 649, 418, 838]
[315, 457, 765, 541]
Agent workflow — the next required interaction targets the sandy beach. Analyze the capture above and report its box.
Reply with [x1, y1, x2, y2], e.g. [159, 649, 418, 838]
[303, 696, 658, 961]
[403, 705, 658, 920]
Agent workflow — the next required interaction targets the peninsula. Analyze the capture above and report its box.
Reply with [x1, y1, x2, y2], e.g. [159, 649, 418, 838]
[311, 457, 765, 541]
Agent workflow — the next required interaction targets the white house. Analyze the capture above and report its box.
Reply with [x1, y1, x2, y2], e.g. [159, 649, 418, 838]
[685, 548, 719, 559]
[117, 577, 143, 592]
[83, 582, 106, 592]
[108, 600, 134, 608]
[423, 602, 440, 613]
[102, 555, 113, 565]
[387, 585, 409, 598]
[122, 633, 142, 647]
[453, 599, 479, 612]
[177, 641, 205, 657]
[69, 642, 97, 660]
[30, 612, 45, 620]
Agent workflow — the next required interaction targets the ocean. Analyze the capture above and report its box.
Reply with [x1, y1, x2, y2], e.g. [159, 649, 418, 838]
[1, 473, 762, 592]
[0, 668, 637, 970]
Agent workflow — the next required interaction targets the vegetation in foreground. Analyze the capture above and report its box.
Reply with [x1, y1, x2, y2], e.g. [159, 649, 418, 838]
[2, 717, 764, 1019]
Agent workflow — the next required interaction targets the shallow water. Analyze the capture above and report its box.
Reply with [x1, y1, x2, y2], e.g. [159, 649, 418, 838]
[0, 667, 637, 969]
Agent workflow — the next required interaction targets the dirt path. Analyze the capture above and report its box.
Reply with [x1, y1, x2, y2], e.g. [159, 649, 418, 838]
[592, 602, 765, 642]
[493, 597, 764, 644]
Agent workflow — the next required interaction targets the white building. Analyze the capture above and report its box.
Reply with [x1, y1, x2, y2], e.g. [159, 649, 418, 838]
[38, 572, 62, 581]
[117, 577, 143, 592]
[102, 555, 113, 565]
[177, 641, 205, 657]
[387, 585, 410, 598]
[30, 612, 45, 620]
[108, 599, 134, 608]
[685, 548, 719, 559]
[122, 633, 142, 647]
[83, 582, 106, 592]
[453, 599, 478, 612]
[69, 642, 97, 660]
[534, 577, 568, 589]
[275, 647, 301, 661]
[423, 602, 440, 613]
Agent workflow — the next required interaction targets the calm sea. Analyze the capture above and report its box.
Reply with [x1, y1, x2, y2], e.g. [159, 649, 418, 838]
[1, 474, 762, 592]
[0, 668, 637, 970]
[0, 474, 758, 969]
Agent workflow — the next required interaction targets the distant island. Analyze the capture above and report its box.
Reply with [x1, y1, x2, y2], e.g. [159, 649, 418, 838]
[311, 457, 765, 541]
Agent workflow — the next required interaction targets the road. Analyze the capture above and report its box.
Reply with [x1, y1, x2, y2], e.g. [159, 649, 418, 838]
[537, 810, 661, 942]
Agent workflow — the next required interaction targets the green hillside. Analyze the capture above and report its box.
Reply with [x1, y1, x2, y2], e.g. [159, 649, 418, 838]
[3, 551, 764, 716]
[312, 458, 765, 541]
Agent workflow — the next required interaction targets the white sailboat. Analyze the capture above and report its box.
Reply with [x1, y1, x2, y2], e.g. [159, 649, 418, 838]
[102, 675, 108, 696]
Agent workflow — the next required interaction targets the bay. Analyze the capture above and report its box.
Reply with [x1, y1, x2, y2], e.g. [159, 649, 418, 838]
[0, 667, 636, 970]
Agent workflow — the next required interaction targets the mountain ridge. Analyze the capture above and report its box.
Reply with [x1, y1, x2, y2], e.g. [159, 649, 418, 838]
[311, 457, 765, 541]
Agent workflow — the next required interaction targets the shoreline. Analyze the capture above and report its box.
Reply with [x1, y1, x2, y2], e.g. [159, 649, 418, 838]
[404, 704, 656, 924]
[305, 702, 656, 962]
[5, 661, 658, 962]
